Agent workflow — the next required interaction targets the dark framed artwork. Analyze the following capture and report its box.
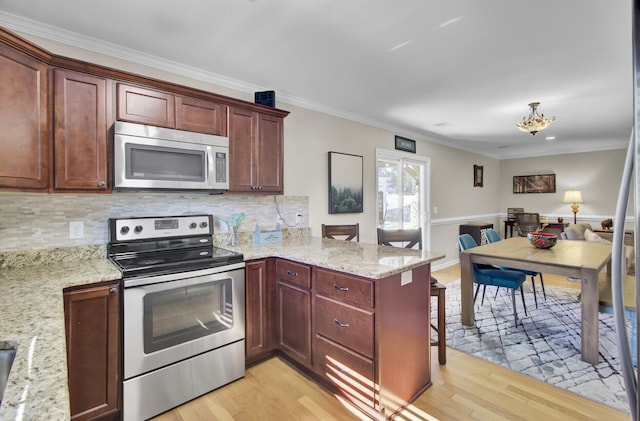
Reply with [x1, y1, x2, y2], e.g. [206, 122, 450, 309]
[394, 135, 416, 153]
[513, 174, 556, 194]
[474, 165, 483, 187]
[328, 152, 363, 214]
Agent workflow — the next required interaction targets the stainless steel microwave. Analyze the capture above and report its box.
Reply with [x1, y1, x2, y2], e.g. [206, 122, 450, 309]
[114, 121, 229, 193]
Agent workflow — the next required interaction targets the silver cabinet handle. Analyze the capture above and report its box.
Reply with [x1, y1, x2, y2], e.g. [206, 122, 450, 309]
[109, 287, 118, 295]
[334, 319, 350, 328]
[334, 284, 349, 292]
[98, 180, 106, 188]
[287, 270, 298, 277]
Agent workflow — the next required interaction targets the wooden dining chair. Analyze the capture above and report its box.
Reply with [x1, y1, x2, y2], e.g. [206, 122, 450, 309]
[377, 227, 446, 364]
[321, 223, 359, 242]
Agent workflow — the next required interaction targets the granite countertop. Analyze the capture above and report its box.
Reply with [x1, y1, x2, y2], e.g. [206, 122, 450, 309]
[0, 238, 444, 420]
[228, 236, 445, 279]
[0, 253, 121, 421]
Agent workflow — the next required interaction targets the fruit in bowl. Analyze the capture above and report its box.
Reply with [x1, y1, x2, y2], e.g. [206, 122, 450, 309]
[527, 232, 558, 249]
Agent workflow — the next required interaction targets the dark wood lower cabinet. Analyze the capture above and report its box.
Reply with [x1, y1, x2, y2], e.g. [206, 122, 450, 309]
[245, 259, 278, 364]
[64, 281, 120, 421]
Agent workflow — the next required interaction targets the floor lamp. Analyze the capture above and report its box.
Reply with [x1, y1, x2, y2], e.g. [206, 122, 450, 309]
[562, 189, 584, 224]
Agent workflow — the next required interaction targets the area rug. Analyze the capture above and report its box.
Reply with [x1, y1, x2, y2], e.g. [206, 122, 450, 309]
[442, 280, 631, 413]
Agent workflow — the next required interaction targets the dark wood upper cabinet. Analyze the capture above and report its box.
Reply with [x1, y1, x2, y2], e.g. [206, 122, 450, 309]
[175, 95, 228, 136]
[117, 83, 228, 136]
[229, 107, 284, 193]
[0, 27, 289, 194]
[116, 83, 175, 128]
[0, 42, 49, 190]
[53, 68, 110, 191]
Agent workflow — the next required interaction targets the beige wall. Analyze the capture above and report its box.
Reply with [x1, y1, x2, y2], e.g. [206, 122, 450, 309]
[7, 31, 632, 271]
[499, 149, 631, 225]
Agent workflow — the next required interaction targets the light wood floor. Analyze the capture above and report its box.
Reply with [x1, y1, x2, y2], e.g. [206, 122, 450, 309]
[152, 265, 630, 421]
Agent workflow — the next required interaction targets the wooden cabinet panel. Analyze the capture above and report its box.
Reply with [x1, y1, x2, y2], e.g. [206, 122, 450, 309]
[276, 259, 311, 367]
[175, 96, 227, 136]
[228, 106, 284, 193]
[315, 295, 374, 358]
[54, 69, 109, 191]
[276, 259, 311, 289]
[277, 282, 311, 367]
[246, 260, 269, 359]
[255, 113, 283, 192]
[313, 335, 376, 409]
[315, 268, 373, 308]
[117, 83, 175, 128]
[64, 281, 120, 421]
[228, 107, 255, 191]
[0, 43, 49, 190]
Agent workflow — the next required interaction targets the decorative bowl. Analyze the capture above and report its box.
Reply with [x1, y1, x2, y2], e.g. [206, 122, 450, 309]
[527, 232, 557, 249]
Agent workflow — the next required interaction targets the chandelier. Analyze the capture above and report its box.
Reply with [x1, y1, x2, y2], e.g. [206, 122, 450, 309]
[515, 102, 555, 135]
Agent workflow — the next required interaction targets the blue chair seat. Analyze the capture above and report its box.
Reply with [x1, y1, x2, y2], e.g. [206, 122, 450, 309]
[458, 233, 528, 326]
[484, 228, 546, 308]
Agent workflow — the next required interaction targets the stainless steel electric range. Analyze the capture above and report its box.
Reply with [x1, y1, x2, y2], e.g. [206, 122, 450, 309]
[108, 214, 245, 421]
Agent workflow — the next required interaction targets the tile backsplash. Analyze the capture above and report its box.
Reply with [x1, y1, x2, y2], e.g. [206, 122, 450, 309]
[0, 192, 308, 252]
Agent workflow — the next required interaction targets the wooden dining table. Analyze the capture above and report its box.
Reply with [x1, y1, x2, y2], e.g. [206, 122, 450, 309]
[459, 237, 613, 364]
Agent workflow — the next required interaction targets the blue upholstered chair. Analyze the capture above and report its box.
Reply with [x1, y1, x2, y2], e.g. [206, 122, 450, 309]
[484, 228, 546, 308]
[458, 233, 528, 326]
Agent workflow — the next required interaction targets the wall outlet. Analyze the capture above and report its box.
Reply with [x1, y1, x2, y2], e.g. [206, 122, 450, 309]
[69, 221, 84, 239]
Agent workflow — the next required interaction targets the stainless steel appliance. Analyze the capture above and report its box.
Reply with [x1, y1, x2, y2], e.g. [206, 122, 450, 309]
[108, 214, 245, 421]
[613, 2, 640, 418]
[113, 121, 230, 192]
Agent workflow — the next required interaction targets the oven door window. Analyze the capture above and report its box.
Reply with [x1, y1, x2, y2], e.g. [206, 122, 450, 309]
[143, 278, 233, 353]
[126, 143, 206, 182]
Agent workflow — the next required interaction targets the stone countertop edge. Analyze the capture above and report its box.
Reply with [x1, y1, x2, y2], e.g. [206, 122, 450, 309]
[229, 236, 446, 279]
[0, 237, 445, 420]
[0, 258, 121, 421]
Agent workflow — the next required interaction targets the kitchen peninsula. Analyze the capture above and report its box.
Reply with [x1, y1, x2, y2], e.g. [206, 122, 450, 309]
[0, 237, 444, 420]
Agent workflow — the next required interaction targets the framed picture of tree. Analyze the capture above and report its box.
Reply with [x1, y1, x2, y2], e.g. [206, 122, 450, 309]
[328, 152, 364, 214]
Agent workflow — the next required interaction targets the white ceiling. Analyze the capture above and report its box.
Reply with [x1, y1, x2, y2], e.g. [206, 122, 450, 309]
[0, 0, 633, 159]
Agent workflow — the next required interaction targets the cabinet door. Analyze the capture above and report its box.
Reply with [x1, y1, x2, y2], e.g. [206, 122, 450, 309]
[54, 69, 109, 191]
[277, 281, 311, 367]
[228, 107, 284, 193]
[246, 260, 269, 359]
[64, 282, 120, 421]
[228, 107, 255, 192]
[117, 83, 175, 128]
[255, 113, 283, 193]
[0, 43, 49, 190]
[175, 96, 228, 136]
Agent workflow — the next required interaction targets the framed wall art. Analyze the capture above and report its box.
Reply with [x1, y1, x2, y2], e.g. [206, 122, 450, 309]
[474, 165, 483, 187]
[394, 135, 416, 153]
[328, 152, 363, 214]
[513, 174, 556, 194]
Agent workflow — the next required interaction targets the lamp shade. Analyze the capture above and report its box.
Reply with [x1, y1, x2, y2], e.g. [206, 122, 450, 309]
[562, 189, 583, 203]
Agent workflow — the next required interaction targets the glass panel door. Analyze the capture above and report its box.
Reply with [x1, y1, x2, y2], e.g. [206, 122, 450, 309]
[376, 149, 430, 248]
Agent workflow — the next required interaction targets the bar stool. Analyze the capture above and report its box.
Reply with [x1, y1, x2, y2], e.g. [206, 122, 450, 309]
[377, 228, 446, 364]
[430, 277, 447, 365]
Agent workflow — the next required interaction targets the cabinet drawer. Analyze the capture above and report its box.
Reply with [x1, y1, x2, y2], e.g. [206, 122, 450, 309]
[314, 335, 376, 409]
[276, 260, 310, 289]
[315, 296, 374, 358]
[315, 268, 373, 308]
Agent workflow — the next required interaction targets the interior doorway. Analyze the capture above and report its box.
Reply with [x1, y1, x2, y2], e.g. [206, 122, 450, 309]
[375, 148, 431, 249]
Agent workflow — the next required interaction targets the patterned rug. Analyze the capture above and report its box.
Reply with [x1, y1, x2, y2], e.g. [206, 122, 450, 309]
[442, 280, 631, 413]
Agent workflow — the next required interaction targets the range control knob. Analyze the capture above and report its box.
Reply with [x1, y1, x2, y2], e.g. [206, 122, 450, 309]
[189, 222, 197, 229]
[200, 221, 208, 228]
[134, 225, 143, 234]
[120, 226, 130, 235]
